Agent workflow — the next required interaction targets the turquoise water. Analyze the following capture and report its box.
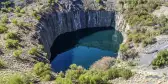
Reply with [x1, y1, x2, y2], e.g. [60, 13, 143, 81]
[51, 29, 123, 72]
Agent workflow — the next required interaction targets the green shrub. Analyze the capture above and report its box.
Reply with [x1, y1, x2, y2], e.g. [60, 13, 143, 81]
[55, 77, 72, 84]
[1, 1, 12, 8]
[28, 47, 38, 55]
[32, 11, 41, 20]
[1, 15, 8, 23]
[107, 68, 133, 80]
[152, 50, 168, 67]
[38, 45, 44, 51]
[69, 64, 77, 70]
[126, 49, 138, 59]
[0, 24, 8, 33]
[14, 6, 21, 13]
[107, 68, 120, 79]
[5, 32, 18, 39]
[33, 62, 51, 81]
[0, 58, 5, 68]
[119, 44, 129, 53]
[54, 65, 133, 84]
[1, 8, 8, 13]
[118, 0, 165, 47]
[7, 7, 13, 12]
[142, 38, 156, 47]
[119, 69, 133, 79]
[11, 19, 18, 25]
[65, 65, 85, 81]
[79, 70, 106, 84]
[16, 13, 22, 17]
[8, 74, 24, 84]
[20, 9, 25, 14]
[13, 50, 22, 58]
[48, 0, 56, 5]
[8, 74, 31, 84]
[5, 39, 19, 49]
[127, 61, 137, 66]
[95, 0, 101, 3]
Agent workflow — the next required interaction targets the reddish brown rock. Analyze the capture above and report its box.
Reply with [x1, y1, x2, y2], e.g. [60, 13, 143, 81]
[91, 56, 116, 70]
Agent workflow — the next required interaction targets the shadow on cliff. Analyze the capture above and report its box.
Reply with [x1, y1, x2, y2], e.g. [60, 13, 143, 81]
[50, 27, 117, 61]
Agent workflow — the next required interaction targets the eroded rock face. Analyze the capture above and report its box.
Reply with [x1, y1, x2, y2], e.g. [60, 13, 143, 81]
[36, 10, 115, 60]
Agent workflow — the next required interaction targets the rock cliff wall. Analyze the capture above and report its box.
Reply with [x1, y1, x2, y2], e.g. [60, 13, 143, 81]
[115, 12, 130, 59]
[36, 10, 115, 60]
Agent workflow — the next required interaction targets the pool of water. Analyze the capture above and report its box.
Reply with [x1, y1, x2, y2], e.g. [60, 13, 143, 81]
[51, 28, 123, 72]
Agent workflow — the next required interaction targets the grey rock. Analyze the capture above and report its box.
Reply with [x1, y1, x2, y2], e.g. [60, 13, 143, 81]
[36, 10, 115, 59]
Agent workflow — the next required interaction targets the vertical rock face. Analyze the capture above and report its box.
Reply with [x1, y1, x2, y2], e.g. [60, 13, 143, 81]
[115, 12, 131, 60]
[36, 10, 115, 59]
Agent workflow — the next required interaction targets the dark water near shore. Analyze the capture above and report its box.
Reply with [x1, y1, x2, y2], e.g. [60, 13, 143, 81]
[50, 28, 123, 72]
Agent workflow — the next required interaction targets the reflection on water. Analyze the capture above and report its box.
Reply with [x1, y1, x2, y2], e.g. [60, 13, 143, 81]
[51, 46, 116, 72]
[51, 28, 123, 72]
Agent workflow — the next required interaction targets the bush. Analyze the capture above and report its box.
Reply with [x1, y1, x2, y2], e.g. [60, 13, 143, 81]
[5, 32, 18, 39]
[65, 65, 85, 81]
[55, 77, 72, 84]
[119, 69, 133, 79]
[13, 50, 22, 58]
[11, 19, 18, 25]
[1, 1, 12, 8]
[1, 8, 8, 13]
[142, 38, 156, 47]
[16, 13, 22, 17]
[69, 64, 77, 70]
[20, 9, 25, 14]
[7, 7, 13, 12]
[79, 70, 107, 84]
[28, 47, 38, 55]
[14, 6, 21, 13]
[32, 11, 41, 20]
[107, 68, 133, 80]
[126, 49, 138, 59]
[152, 50, 168, 67]
[119, 44, 129, 53]
[107, 68, 120, 79]
[33, 62, 51, 81]
[48, 0, 56, 5]
[0, 24, 8, 33]
[95, 0, 101, 3]
[0, 58, 5, 68]
[8, 74, 24, 84]
[5, 39, 19, 49]
[8, 74, 31, 84]
[1, 15, 8, 23]
[38, 45, 44, 51]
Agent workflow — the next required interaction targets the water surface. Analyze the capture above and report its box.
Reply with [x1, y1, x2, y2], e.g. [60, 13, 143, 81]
[51, 28, 123, 72]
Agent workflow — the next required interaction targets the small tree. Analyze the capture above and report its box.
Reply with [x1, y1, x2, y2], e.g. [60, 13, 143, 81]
[119, 44, 129, 53]
[13, 50, 22, 58]
[152, 50, 168, 68]
[8, 74, 24, 84]
[5, 39, 19, 49]
[0, 58, 5, 68]
[33, 62, 51, 81]
[28, 47, 38, 55]
[119, 69, 133, 80]
[107, 68, 120, 79]
[5, 32, 18, 39]
[0, 24, 8, 33]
